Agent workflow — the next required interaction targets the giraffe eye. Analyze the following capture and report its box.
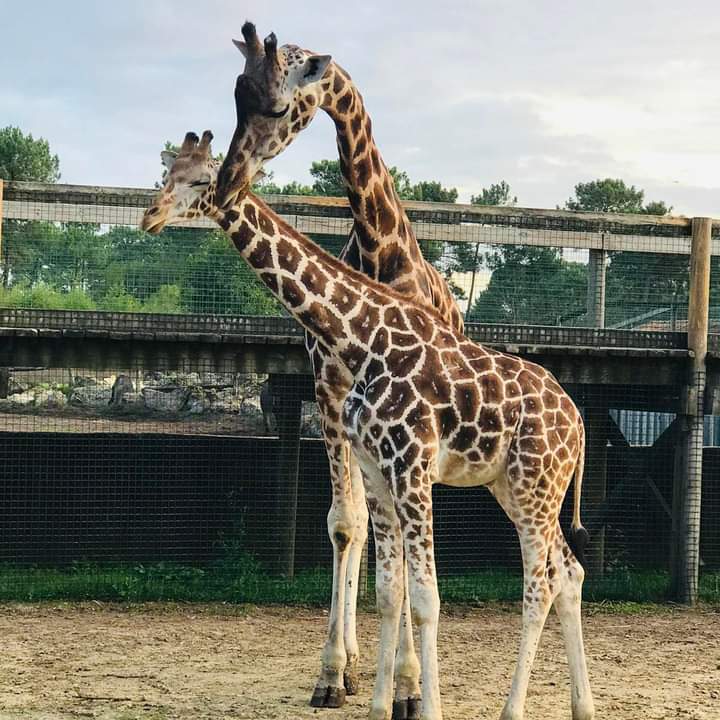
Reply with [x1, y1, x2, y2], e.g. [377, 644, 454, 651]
[190, 180, 210, 188]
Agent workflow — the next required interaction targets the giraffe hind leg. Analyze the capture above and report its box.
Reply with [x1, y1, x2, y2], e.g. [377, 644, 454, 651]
[551, 530, 595, 720]
[392, 560, 421, 720]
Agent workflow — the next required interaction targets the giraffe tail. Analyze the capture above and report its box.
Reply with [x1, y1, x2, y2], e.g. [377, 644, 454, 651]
[568, 427, 589, 568]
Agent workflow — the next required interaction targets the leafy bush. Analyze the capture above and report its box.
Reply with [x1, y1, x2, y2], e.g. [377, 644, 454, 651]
[0, 282, 96, 310]
[98, 286, 143, 312]
[142, 284, 184, 314]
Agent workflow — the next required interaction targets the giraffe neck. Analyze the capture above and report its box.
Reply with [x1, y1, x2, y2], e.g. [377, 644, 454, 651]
[320, 63, 417, 256]
[206, 187, 395, 374]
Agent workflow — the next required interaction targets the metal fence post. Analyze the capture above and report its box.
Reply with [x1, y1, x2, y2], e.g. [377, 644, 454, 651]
[673, 217, 711, 604]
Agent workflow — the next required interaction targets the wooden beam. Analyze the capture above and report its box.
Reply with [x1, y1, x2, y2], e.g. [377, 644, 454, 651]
[6, 180, 718, 256]
[3, 181, 700, 230]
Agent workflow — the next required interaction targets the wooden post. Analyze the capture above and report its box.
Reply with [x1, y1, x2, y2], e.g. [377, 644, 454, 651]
[587, 248, 607, 328]
[274, 378, 302, 579]
[584, 404, 608, 577]
[0, 178, 4, 288]
[673, 217, 711, 604]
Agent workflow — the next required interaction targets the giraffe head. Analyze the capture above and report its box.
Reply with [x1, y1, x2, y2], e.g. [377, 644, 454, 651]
[216, 21, 331, 208]
[141, 131, 219, 234]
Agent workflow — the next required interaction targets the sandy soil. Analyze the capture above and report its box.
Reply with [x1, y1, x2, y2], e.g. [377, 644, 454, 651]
[0, 603, 717, 720]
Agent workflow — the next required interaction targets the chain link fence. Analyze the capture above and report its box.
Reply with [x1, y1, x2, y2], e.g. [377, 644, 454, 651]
[0, 180, 718, 604]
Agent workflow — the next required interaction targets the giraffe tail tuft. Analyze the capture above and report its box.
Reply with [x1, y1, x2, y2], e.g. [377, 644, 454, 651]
[568, 423, 589, 569]
[568, 526, 590, 569]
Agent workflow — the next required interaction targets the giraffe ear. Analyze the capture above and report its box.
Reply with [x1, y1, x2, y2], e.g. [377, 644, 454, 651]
[294, 54, 332, 87]
[251, 167, 267, 184]
[232, 38, 249, 59]
[160, 151, 178, 171]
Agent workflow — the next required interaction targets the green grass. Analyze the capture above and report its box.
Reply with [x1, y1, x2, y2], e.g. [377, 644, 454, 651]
[1, 557, 718, 605]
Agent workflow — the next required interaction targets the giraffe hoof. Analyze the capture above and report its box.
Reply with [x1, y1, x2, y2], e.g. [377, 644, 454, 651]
[344, 669, 360, 695]
[392, 697, 421, 720]
[310, 685, 347, 709]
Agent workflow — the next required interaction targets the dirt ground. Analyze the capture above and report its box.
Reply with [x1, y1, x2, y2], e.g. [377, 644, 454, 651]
[0, 604, 717, 720]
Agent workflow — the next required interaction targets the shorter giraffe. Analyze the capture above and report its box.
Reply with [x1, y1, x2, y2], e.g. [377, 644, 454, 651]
[141, 128, 595, 720]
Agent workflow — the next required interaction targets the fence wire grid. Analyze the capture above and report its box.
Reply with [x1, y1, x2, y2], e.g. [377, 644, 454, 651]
[0, 181, 718, 604]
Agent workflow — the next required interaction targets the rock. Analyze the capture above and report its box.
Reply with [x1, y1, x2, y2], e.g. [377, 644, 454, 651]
[8, 391, 35, 407]
[186, 390, 207, 415]
[240, 400, 265, 428]
[70, 385, 112, 407]
[199, 372, 233, 389]
[142, 371, 177, 390]
[8, 377, 32, 395]
[176, 372, 201, 388]
[34, 389, 67, 409]
[236, 376, 265, 400]
[209, 387, 242, 413]
[73, 375, 99, 387]
[142, 387, 189, 413]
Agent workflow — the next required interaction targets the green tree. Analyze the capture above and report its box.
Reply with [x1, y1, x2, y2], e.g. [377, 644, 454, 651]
[564, 178, 678, 327]
[564, 178, 671, 215]
[471, 180, 517, 207]
[470, 246, 586, 325]
[448, 181, 518, 285]
[1, 127, 61, 288]
[0, 126, 60, 182]
[309, 159, 345, 196]
[182, 231, 281, 315]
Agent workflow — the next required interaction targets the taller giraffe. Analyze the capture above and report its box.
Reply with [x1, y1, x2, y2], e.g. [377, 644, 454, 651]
[141, 128, 594, 720]
[217, 23, 464, 711]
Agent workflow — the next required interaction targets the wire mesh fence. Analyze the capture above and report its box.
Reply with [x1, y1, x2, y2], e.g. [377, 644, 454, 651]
[0, 181, 718, 604]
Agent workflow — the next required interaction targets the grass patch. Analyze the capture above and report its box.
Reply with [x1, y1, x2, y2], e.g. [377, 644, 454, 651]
[1, 558, 718, 605]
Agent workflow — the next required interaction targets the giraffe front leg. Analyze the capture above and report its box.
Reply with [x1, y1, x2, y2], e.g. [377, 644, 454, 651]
[342, 451, 369, 696]
[397, 478, 442, 720]
[364, 473, 404, 720]
[392, 561, 421, 720]
[311, 436, 356, 709]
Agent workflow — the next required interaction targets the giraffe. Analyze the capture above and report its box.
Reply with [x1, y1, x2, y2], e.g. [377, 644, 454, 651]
[141, 128, 595, 720]
[217, 22, 466, 711]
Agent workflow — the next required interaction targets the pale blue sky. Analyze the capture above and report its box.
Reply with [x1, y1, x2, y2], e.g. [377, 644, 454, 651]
[3, 0, 719, 215]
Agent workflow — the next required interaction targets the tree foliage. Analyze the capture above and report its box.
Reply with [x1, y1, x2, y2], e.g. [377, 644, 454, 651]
[471, 180, 516, 207]
[470, 246, 586, 325]
[0, 126, 60, 182]
[565, 178, 671, 215]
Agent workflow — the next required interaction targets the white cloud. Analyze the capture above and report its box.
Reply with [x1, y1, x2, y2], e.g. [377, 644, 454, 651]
[2, 0, 718, 216]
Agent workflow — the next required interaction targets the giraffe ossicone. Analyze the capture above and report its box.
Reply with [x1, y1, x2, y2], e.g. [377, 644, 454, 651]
[142, 131, 595, 720]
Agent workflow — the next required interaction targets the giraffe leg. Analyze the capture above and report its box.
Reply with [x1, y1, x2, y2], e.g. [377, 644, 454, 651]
[342, 452, 369, 696]
[500, 526, 553, 720]
[394, 472, 442, 720]
[311, 438, 355, 709]
[363, 469, 404, 720]
[551, 532, 595, 720]
[392, 562, 421, 720]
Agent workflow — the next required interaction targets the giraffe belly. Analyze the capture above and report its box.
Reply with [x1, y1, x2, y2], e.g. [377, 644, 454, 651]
[436, 444, 505, 488]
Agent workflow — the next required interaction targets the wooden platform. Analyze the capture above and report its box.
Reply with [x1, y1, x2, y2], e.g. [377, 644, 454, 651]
[2, 309, 716, 414]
